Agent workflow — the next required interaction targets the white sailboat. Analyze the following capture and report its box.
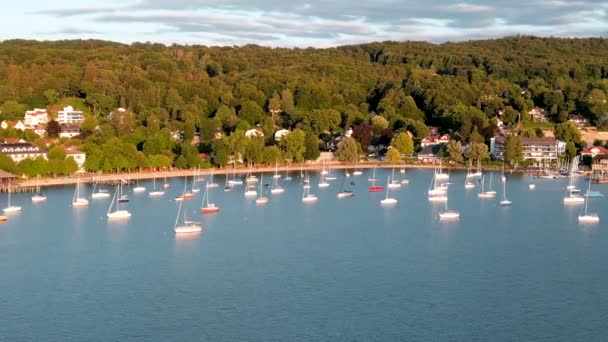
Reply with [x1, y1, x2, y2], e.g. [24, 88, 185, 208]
[302, 183, 318, 202]
[337, 171, 355, 198]
[499, 174, 512, 206]
[191, 172, 200, 193]
[272, 161, 282, 179]
[439, 196, 460, 220]
[464, 160, 475, 189]
[353, 160, 363, 176]
[318, 173, 330, 188]
[173, 200, 202, 234]
[428, 173, 447, 196]
[149, 174, 165, 197]
[206, 169, 219, 188]
[325, 162, 336, 180]
[200, 181, 220, 213]
[244, 177, 258, 197]
[477, 174, 496, 199]
[132, 177, 146, 193]
[270, 168, 285, 194]
[529, 183, 536, 190]
[31, 175, 47, 202]
[388, 167, 401, 189]
[469, 158, 482, 178]
[578, 178, 600, 223]
[563, 184, 585, 204]
[302, 172, 311, 189]
[4, 184, 22, 213]
[107, 185, 131, 219]
[434, 160, 449, 180]
[255, 175, 269, 205]
[91, 177, 111, 199]
[380, 176, 398, 205]
[72, 177, 89, 207]
[118, 182, 129, 202]
[228, 163, 243, 185]
[320, 160, 329, 175]
[163, 176, 170, 189]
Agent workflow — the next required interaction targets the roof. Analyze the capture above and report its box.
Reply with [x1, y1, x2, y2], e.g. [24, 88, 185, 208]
[0, 170, 17, 179]
[494, 136, 557, 146]
[581, 146, 608, 155]
[0, 143, 47, 154]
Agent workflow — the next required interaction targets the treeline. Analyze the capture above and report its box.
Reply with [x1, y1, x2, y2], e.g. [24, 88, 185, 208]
[0, 36, 606, 172]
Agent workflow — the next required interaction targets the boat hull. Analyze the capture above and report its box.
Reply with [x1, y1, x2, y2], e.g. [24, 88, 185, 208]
[107, 210, 131, 219]
[201, 206, 220, 214]
[368, 186, 384, 192]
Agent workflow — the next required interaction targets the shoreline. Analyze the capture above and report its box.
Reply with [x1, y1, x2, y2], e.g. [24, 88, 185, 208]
[14, 162, 513, 190]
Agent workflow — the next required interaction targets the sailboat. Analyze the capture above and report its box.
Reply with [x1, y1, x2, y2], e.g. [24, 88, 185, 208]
[337, 171, 355, 198]
[368, 167, 383, 192]
[388, 167, 401, 189]
[256, 175, 269, 205]
[206, 169, 219, 188]
[302, 181, 318, 202]
[303, 172, 311, 189]
[470, 158, 483, 177]
[399, 161, 406, 174]
[223, 174, 232, 192]
[464, 160, 475, 189]
[284, 168, 293, 181]
[318, 173, 330, 188]
[91, 177, 111, 199]
[176, 176, 195, 201]
[107, 185, 131, 219]
[477, 174, 496, 199]
[271, 169, 285, 194]
[320, 160, 329, 175]
[566, 159, 578, 191]
[228, 163, 243, 185]
[563, 187, 585, 204]
[325, 162, 336, 180]
[529, 183, 536, 190]
[353, 160, 363, 176]
[118, 182, 129, 203]
[578, 178, 600, 223]
[428, 173, 448, 202]
[72, 177, 89, 207]
[4, 184, 22, 213]
[434, 160, 449, 180]
[31, 175, 47, 202]
[200, 181, 220, 213]
[163, 176, 170, 189]
[132, 177, 146, 193]
[191, 171, 200, 193]
[149, 174, 165, 197]
[173, 200, 202, 234]
[244, 176, 258, 197]
[439, 195, 460, 220]
[499, 174, 512, 206]
[380, 176, 398, 205]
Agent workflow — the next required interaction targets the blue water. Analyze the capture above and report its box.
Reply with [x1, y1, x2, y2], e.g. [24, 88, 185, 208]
[1, 169, 607, 341]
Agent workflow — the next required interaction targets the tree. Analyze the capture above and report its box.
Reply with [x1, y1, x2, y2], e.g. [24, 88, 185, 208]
[303, 132, 320, 161]
[238, 100, 265, 125]
[63, 156, 79, 175]
[446, 140, 464, 163]
[390, 132, 414, 155]
[554, 121, 582, 145]
[335, 137, 360, 163]
[469, 126, 484, 144]
[566, 141, 577, 158]
[371, 115, 389, 135]
[466, 142, 489, 161]
[262, 146, 281, 165]
[282, 129, 306, 162]
[503, 135, 524, 167]
[352, 123, 372, 151]
[212, 138, 228, 167]
[386, 147, 401, 163]
[46, 120, 61, 138]
[48, 146, 66, 160]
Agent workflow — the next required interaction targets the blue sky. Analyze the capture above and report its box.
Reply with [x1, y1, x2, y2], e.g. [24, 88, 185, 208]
[1, 0, 607, 47]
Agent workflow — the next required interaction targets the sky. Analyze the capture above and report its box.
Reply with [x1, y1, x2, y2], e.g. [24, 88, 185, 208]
[1, 0, 607, 47]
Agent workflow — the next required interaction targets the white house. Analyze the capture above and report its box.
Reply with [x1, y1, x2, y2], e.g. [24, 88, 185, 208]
[24, 108, 49, 127]
[0, 143, 48, 163]
[529, 107, 548, 123]
[65, 147, 86, 171]
[1, 120, 26, 131]
[59, 124, 81, 138]
[57, 106, 84, 125]
[274, 129, 290, 141]
[245, 128, 264, 138]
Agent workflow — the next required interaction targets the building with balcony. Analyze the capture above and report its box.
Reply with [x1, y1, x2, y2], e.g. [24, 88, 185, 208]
[491, 136, 566, 164]
[24, 108, 49, 127]
[57, 106, 84, 125]
[0, 143, 48, 163]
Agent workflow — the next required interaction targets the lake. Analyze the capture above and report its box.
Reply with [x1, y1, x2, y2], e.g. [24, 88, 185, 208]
[1, 168, 607, 341]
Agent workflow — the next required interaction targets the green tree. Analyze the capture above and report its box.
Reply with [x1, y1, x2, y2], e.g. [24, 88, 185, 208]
[467, 142, 489, 161]
[303, 132, 320, 161]
[335, 137, 360, 163]
[386, 148, 401, 163]
[554, 121, 582, 145]
[390, 132, 414, 155]
[48, 146, 66, 160]
[446, 140, 464, 163]
[262, 146, 281, 165]
[371, 115, 389, 135]
[211, 138, 229, 167]
[503, 135, 524, 167]
[566, 141, 577, 158]
[282, 129, 306, 162]
[63, 156, 79, 175]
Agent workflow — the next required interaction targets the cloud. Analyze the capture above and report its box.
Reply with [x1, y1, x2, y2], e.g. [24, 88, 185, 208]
[40, 28, 101, 35]
[29, 0, 608, 47]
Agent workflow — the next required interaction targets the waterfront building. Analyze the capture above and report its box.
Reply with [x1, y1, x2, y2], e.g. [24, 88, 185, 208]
[0, 142, 48, 163]
[491, 136, 566, 165]
[57, 106, 84, 125]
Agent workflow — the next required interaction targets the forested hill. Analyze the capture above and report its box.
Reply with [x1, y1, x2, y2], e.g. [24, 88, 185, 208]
[0, 36, 607, 172]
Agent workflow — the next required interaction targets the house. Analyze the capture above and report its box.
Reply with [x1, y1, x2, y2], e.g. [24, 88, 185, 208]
[57, 106, 84, 125]
[568, 114, 588, 128]
[491, 136, 566, 164]
[0, 170, 18, 188]
[1, 120, 26, 131]
[65, 147, 86, 171]
[24, 108, 49, 127]
[591, 154, 608, 183]
[33, 125, 47, 137]
[0, 143, 48, 163]
[529, 107, 548, 123]
[420, 134, 451, 147]
[274, 129, 290, 141]
[245, 128, 264, 138]
[59, 124, 81, 138]
[417, 144, 443, 163]
[580, 146, 608, 158]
